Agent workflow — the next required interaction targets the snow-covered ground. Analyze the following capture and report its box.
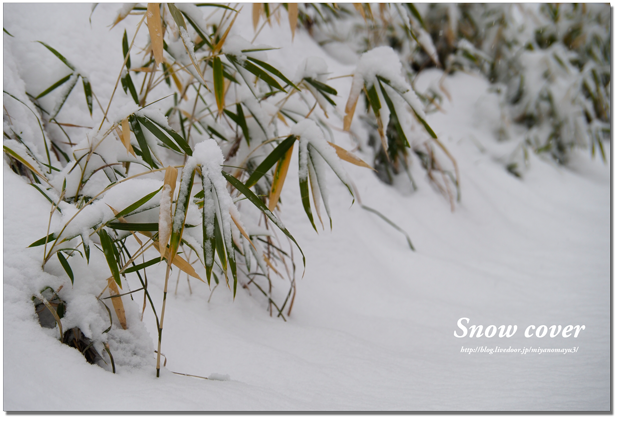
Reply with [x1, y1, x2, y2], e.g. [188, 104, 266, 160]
[3, 3, 610, 412]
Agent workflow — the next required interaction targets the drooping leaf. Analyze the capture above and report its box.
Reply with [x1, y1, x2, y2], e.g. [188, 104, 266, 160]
[146, 3, 164, 65]
[57, 252, 74, 284]
[129, 115, 158, 168]
[245, 135, 296, 188]
[288, 3, 298, 40]
[213, 56, 225, 112]
[268, 142, 294, 212]
[82, 77, 93, 116]
[107, 222, 159, 232]
[98, 230, 121, 287]
[222, 171, 305, 269]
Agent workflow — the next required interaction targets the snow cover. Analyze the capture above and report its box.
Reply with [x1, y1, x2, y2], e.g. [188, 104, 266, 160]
[2, 3, 611, 413]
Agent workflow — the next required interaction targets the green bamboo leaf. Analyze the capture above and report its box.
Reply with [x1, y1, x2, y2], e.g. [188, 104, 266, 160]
[377, 79, 410, 147]
[303, 77, 337, 96]
[213, 56, 225, 112]
[405, 4, 426, 30]
[81, 234, 90, 263]
[122, 29, 131, 70]
[57, 251, 74, 285]
[246, 57, 299, 90]
[299, 174, 316, 232]
[4, 27, 14, 37]
[167, 3, 187, 30]
[29, 183, 57, 209]
[223, 104, 250, 143]
[28, 233, 57, 248]
[122, 72, 140, 105]
[37, 41, 75, 71]
[222, 171, 306, 269]
[35, 74, 72, 99]
[82, 77, 93, 116]
[50, 74, 78, 119]
[366, 83, 382, 116]
[129, 115, 157, 168]
[181, 10, 213, 50]
[146, 117, 193, 156]
[107, 222, 159, 231]
[122, 257, 161, 274]
[98, 230, 121, 287]
[245, 135, 296, 188]
[116, 186, 163, 219]
[136, 116, 183, 154]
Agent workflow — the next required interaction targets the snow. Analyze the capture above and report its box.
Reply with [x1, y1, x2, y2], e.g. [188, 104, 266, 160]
[2, 3, 611, 413]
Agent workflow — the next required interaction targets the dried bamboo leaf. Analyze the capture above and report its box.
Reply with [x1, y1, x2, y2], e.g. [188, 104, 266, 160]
[252, 3, 262, 31]
[328, 141, 374, 170]
[107, 276, 127, 329]
[343, 83, 361, 131]
[153, 242, 205, 282]
[159, 166, 178, 258]
[288, 3, 298, 40]
[268, 143, 294, 212]
[121, 118, 136, 157]
[147, 4, 164, 66]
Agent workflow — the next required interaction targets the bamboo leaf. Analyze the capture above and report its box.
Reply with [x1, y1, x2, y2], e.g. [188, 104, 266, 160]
[169, 167, 195, 259]
[213, 56, 225, 113]
[122, 72, 140, 105]
[122, 29, 131, 70]
[81, 77, 93, 116]
[57, 252, 74, 285]
[107, 222, 159, 232]
[245, 135, 296, 188]
[377, 79, 410, 147]
[107, 276, 127, 329]
[201, 175, 216, 284]
[252, 3, 262, 31]
[122, 257, 160, 274]
[288, 3, 298, 40]
[152, 243, 205, 282]
[167, 3, 186, 30]
[4, 146, 45, 180]
[50, 74, 78, 119]
[246, 57, 299, 90]
[159, 166, 178, 257]
[99, 230, 122, 287]
[147, 3, 164, 66]
[29, 233, 57, 248]
[344, 82, 360, 131]
[37, 41, 75, 71]
[268, 142, 294, 212]
[35, 74, 72, 99]
[327, 141, 374, 170]
[121, 118, 136, 157]
[129, 115, 157, 168]
[116, 187, 162, 219]
[222, 171, 305, 269]
[181, 10, 213, 50]
[213, 8, 239, 54]
[136, 116, 182, 154]
[81, 233, 90, 263]
[299, 173, 317, 232]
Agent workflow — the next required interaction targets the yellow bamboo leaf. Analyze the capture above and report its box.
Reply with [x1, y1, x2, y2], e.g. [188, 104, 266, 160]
[121, 118, 136, 157]
[159, 166, 178, 258]
[107, 276, 128, 329]
[3, 146, 45, 180]
[214, 10, 240, 54]
[147, 4, 164, 66]
[230, 209, 257, 251]
[343, 83, 361, 131]
[288, 3, 298, 40]
[328, 142, 375, 170]
[153, 242, 205, 282]
[277, 112, 289, 127]
[129, 67, 157, 72]
[252, 3, 262, 31]
[111, 5, 133, 28]
[268, 143, 294, 212]
[353, 3, 367, 22]
[180, 109, 193, 119]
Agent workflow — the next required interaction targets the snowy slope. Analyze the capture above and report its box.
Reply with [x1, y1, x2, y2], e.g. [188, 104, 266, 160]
[3, 3, 610, 411]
